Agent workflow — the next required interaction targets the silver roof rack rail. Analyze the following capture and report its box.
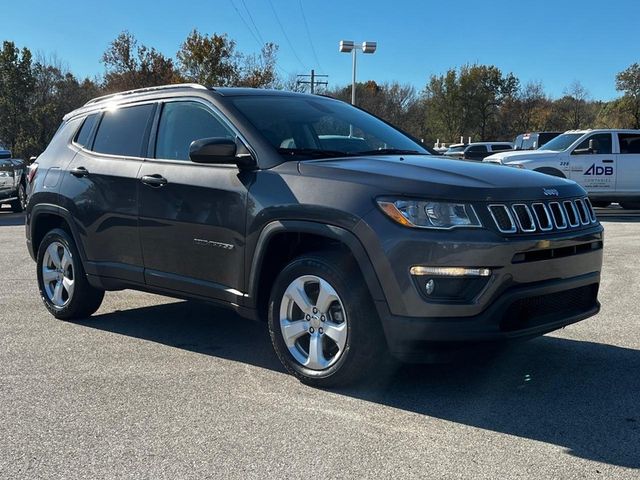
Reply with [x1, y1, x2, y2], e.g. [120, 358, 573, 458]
[84, 83, 208, 106]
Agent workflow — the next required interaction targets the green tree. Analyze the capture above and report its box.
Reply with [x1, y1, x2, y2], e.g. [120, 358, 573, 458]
[615, 63, 640, 128]
[177, 29, 279, 88]
[102, 31, 182, 92]
[0, 41, 35, 154]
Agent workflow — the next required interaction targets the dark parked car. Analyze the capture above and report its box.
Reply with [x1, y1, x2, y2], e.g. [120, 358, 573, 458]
[0, 148, 28, 212]
[513, 132, 562, 150]
[26, 84, 603, 387]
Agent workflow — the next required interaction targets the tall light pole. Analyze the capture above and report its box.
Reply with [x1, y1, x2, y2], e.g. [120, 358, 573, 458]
[339, 40, 377, 106]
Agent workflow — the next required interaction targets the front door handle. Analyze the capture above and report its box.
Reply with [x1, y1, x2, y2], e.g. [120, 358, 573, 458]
[70, 166, 89, 177]
[602, 159, 614, 163]
[141, 174, 168, 187]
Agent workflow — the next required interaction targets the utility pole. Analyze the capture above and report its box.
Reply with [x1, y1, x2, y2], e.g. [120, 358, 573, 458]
[296, 69, 328, 94]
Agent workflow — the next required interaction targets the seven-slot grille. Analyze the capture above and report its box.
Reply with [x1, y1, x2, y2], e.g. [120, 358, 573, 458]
[488, 197, 596, 234]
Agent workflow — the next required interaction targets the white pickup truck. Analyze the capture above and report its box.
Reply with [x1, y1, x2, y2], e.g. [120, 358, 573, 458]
[483, 129, 640, 208]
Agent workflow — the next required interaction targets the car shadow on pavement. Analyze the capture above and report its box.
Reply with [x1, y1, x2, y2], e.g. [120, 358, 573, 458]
[86, 300, 639, 469]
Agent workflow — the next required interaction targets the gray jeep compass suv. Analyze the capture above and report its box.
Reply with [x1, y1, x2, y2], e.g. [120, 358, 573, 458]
[26, 84, 603, 387]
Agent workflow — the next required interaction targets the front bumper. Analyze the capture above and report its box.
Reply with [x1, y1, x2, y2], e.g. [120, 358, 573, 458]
[354, 211, 604, 360]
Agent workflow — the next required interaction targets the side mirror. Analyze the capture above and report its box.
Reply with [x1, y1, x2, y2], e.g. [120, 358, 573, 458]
[189, 137, 256, 169]
[588, 138, 597, 154]
[0, 149, 11, 159]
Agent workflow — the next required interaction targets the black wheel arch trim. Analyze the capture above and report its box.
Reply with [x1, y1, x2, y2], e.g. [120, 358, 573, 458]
[246, 220, 386, 309]
[29, 203, 87, 263]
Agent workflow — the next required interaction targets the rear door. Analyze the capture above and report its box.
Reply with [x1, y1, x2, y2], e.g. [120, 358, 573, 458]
[62, 104, 154, 283]
[568, 133, 616, 193]
[138, 99, 249, 302]
[615, 132, 640, 194]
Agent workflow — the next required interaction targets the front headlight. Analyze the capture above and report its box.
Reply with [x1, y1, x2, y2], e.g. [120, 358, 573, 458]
[377, 198, 482, 229]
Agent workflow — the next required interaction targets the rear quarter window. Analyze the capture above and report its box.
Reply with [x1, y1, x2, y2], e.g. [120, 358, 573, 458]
[93, 104, 155, 157]
[74, 113, 99, 147]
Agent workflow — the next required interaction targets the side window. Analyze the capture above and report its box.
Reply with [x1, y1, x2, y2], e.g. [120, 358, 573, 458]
[618, 133, 640, 154]
[491, 144, 511, 152]
[93, 104, 155, 157]
[155, 101, 235, 161]
[572, 133, 612, 155]
[466, 145, 487, 153]
[74, 113, 99, 147]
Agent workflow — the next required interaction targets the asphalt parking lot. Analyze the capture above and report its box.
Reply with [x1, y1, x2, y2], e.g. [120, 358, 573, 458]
[0, 206, 638, 479]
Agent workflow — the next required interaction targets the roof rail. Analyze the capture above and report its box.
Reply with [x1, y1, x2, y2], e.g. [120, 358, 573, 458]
[84, 83, 208, 106]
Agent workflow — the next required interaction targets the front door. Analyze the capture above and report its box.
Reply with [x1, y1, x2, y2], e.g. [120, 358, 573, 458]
[138, 100, 250, 302]
[569, 133, 616, 194]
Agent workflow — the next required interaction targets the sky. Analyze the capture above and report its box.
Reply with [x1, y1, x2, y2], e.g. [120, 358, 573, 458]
[2, 0, 639, 100]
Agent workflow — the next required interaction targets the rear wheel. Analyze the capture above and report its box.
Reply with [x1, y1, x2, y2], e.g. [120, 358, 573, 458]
[10, 183, 26, 212]
[620, 202, 640, 210]
[268, 251, 386, 388]
[37, 228, 104, 320]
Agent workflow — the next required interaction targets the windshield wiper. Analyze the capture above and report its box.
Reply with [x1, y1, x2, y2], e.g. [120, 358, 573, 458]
[276, 148, 354, 158]
[355, 148, 423, 156]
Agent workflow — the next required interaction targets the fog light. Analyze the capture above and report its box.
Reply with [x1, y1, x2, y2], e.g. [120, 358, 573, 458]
[410, 266, 491, 277]
[425, 279, 435, 295]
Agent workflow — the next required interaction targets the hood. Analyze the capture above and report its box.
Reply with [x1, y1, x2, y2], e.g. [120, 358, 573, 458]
[299, 155, 583, 202]
[484, 149, 559, 164]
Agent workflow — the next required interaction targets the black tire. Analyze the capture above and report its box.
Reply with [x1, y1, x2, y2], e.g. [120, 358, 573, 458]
[620, 202, 640, 210]
[590, 201, 611, 208]
[268, 251, 387, 388]
[10, 183, 27, 213]
[533, 167, 566, 178]
[36, 228, 104, 320]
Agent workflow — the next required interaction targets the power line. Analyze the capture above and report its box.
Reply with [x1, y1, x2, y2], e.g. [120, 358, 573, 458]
[298, 0, 323, 71]
[228, 0, 263, 48]
[267, 0, 307, 71]
[240, 0, 265, 44]
[227, 0, 292, 77]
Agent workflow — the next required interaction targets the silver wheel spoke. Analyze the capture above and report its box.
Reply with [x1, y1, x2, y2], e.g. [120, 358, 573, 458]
[62, 277, 75, 300]
[323, 321, 347, 348]
[47, 244, 61, 268]
[306, 334, 326, 370]
[316, 279, 338, 313]
[42, 268, 58, 283]
[281, 320, 309, 346]
[52, 281, 64, 306]
[61, 251, 72, 270]
[285, 278, 313, 313]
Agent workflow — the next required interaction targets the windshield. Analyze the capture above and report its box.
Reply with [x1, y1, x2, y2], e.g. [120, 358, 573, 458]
[230, 95, 428, 159]
[539, 133, 583, 152]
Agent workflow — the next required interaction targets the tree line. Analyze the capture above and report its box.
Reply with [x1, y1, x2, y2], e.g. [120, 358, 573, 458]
[1, 30, 640, 159]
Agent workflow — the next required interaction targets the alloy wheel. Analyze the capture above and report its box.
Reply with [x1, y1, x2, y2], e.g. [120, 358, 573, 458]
[279, 275, 348, 370]
[42, 241, 75, 307]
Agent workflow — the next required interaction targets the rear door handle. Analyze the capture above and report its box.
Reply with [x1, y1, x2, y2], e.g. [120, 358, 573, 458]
[141, 174, 168, 187]
[602, 159, 614, 163]
[70, 166, 89, 177]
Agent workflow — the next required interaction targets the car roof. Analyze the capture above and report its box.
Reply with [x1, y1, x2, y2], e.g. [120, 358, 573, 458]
[64, 84, 327, 121]
[467, 142, 512, 146]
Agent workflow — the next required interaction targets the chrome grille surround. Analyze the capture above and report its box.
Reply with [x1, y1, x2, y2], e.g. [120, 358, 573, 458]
[488, 198, 597, 234]
[511, 204, 536, 232]
[488, 204, 517, 233]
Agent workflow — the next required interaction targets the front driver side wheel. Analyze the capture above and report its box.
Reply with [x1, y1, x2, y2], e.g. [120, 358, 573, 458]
[268, 251, 386, 388]
[37, 228, 105, 320]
